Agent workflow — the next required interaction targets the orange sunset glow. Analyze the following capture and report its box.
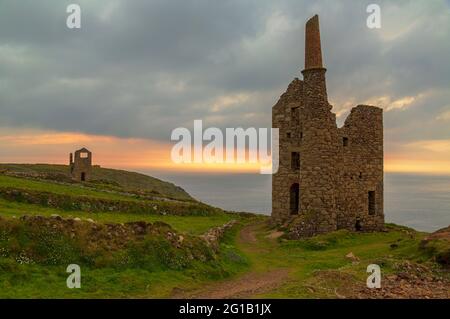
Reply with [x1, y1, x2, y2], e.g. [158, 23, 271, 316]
[1, 128, 450, 175]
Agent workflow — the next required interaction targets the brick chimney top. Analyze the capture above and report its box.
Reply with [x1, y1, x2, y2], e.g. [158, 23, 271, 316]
[304, 14, 323, 69]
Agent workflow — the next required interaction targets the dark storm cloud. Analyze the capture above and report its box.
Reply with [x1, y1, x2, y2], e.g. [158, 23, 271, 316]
[0, 0, 449, 144]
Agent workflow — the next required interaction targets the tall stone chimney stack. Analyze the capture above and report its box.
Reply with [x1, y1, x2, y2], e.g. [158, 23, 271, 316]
[305, 14, 323, 69]
[302, 14, 328, 107]
[271, 14, 384, 238]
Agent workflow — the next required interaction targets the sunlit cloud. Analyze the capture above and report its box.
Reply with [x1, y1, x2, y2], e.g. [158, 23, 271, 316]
[211, 93, 251, 113]
[0, 127, 170, 170]
[405, 139, 450, 153]
[385, 158, 450, 175]
[364, 94, 425, 112]
[0, 130, 108, 145]
[385, 139, 450, 175]
[436, 109, 450, 121]
[2, 128, 450, 175]
[0, 128, 264, 173]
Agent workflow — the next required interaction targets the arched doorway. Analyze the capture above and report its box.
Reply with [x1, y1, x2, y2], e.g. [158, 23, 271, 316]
[81, 172, 86, 181]
[290, 183, 299, 215]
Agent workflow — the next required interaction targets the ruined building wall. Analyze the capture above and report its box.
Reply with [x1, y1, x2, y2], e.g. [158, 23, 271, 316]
[70, 148, 92, 182]
[272, 78, 304, 220]
[337, 106, 384, 231]
[272, 15, 384, 236]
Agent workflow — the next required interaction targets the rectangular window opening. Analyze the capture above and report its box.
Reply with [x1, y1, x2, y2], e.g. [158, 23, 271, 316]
[368, 191, 376, 215]
[291, 152, 300, 170]
[291, 107, 299, 121]
[343, 137, 349, 147]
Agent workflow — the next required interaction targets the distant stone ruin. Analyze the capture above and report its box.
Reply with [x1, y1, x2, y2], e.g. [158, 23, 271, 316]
[272, 15, 384, 237]
[69, 148, 92, 182]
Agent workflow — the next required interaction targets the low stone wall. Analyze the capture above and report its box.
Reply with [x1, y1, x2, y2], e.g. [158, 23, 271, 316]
[0, 187, 219, 216]
[201, 220, 238, 250]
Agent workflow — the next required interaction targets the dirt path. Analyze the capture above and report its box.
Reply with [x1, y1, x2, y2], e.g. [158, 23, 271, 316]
[172, 222, 290, 299]
[183, 268, 289, 299]
[239, 223, 258, 244]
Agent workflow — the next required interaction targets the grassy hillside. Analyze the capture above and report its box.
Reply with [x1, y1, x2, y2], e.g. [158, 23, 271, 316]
[0, 165, 447, 299]
[0, 174, 223, 216]
[0, 199, 234, 235]
[0, 164, 192, 201]
[0, 166, 250, 298]
[175, 222, 449, 299]
[0, 166, 240, 234]
[0, 215, 448, 298]
[0, 215, 248, 298]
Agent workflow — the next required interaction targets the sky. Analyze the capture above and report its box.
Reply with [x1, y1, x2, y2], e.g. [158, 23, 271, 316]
[1, 0, 450, 174]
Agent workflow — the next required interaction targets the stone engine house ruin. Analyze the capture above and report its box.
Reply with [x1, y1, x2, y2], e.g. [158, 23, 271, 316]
[70, 148, 92, 182]
[272, 15, 384, 237]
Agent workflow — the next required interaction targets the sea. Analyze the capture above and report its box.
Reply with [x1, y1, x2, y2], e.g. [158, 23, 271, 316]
[145, 171, 450, 233]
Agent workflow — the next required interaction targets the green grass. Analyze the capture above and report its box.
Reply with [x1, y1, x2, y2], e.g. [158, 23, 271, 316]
[0, 215, 446, 298]
[0, 199, 234, 235]
[0, 217, 247, 298]
[0, 259, 247, 298]
[0, 164, 192, 200]
[0, 166, 251, 298]
[0, 174, 225, 217]
[0, 168, 446, 299]
[0, 175, 135, 201]
[227, 222, 444, 298]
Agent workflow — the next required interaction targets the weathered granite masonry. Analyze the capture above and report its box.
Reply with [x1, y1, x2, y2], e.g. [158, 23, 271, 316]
[272, 15, 384, 237]
[69, 148, 92, 182]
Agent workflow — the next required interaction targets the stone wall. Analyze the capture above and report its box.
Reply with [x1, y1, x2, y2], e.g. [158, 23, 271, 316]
[201, 220, 237, 251]
[272, 78, 304, 220]
[337, 105, 384, 231]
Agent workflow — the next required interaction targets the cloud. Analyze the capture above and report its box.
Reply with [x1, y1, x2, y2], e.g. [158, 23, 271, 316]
[436, 109, 450, 121]
[0, 127, 264, 173]
[362, 93, 426, 112]
[0, 0, 450, 173]
[0, 127, 171, 169]
[386, 138, 450, 174]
